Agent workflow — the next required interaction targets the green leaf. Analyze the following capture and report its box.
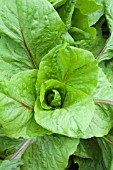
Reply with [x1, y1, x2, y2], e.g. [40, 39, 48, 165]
[96, 0, 113, 62]
[0, 70, 37, 138]
[73, 136, 106, 170]
[0, 37, 33, 78]
[35, 85, 95, 137]
[74, 138, 101, 159]
[74, 157, 106, 170]
[75, 35, 106, 57]
[57, 0, 77, 30]
[70, 8, 96, 41]
[69, 0, 102, 42]
[61, 32, 75, 45]
[36, 45, 98, 95]
[99, 59, 113, 86]
[104, 0, 113, 33]
[0, 125, 5, 137]
[0, 137, 23, 153]
[0, 135, 24, 161]
[88, 0, 104, 26]
[21, 135, 79, 170]
[34, 45, 98, 138]
[26, 117, 52, 138]
[80, 68, 113, 138]
[96, 31, 113, 62]
[97, 129, 113, 170]
[0, 0, 65, 67]
[48, 0, 67, 8]
[74, 16, 107, 56]
[93, 68, 113, 101]
[0, 159, 23, 170]
[75, 0, 102, 15]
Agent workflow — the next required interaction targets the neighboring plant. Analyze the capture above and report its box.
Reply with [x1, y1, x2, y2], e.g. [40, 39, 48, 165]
[0, 0, 113, 169]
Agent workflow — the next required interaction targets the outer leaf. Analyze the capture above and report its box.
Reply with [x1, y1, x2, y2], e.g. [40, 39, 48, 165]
[100, 59, 113, 86]
[74, 157, 106, 170]
[75, 0, 102, 14]
[74, 138, 101, 159]
[69, 1, 102, 42]
[93, 68, 113, 101]
[0, 37, 33, 78]
[0, 70, 37, 138]
[21, 135, 79, 170]
[96, 0, 113, 62]
[0, 137, 23, 153]
[75, 35, 106, 57]
[70, 9, 96, 41]
[0, 159, 23, 170]
[80, 68, 113, 138]
[104, 0, 113, 32]
[0, 0, 65, 67]
[58, 0, 77, 30]
[26, 117, 52, 138]
[88, 0, 104, 26]
[97, 129, 113, 170]
[96, 31, 113, 62]
[74, 16, 106, 56]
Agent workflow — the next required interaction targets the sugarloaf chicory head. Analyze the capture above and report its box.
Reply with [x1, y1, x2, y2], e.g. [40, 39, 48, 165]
[34, 45, 98, 138]
[0, 0, 103, 139]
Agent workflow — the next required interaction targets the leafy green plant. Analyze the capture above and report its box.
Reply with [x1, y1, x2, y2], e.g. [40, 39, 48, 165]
[0, 0, 113, 169]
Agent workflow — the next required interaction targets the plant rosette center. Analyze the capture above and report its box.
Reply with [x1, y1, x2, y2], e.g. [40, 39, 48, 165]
[34, 45, 98, 138]
[39, 79, 65, 110]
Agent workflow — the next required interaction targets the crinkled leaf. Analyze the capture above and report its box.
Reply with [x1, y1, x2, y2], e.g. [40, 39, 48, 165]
[79, 68, 113, 138]
[58, 0, 77, 30]
[69, 1, 102, 42]
[74, 138, 101, 159]
[75, 35, 106, 57]
[0, 159, 23, 170]
[0, 37, 33, 78]
[0, 70, 37, 138]
[70, 9, 96, 41]
[96, 1, 113, 62]
[97, 129, 113, 170]
[99, 59, 113, 86]
[74, 15, 106, 56]
[0, 137, 23, 153]
[93, 68, 113, 101]
[96, 31, 113, 62]
[35, 85, 95, 137]
[104, 0, 113, 32]
[74, 157, 105, 170]
[61, 32, 75, 46]
[88, 0, 104, 26]
[21, 135, 79, 170]
[34, 45, 98, 138]
[74, 136, 106, 170]
[75, 0, 102, 14]
[26, 117, 52, 138]
[36, 45, 98, 95]
[0, 0, 65, 67]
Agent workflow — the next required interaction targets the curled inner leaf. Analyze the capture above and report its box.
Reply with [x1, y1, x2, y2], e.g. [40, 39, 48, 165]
[39, 79, 65, 110]
[46, 89, 62, 108]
